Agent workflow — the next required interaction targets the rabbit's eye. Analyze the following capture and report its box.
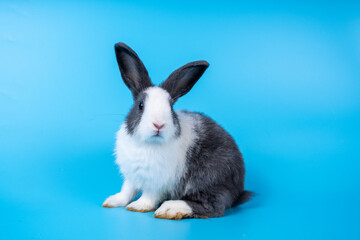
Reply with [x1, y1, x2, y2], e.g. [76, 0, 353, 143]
[138, 101, 144, 110]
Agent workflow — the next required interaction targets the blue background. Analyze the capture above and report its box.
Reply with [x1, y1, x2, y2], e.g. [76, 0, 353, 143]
[1, 1, 359, 239]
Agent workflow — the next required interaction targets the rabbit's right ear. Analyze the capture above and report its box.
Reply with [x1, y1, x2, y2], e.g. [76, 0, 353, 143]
[115, 43, 152, 98]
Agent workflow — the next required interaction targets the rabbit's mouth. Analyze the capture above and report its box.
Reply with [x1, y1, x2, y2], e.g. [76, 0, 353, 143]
[154, 130, 163, 137]
[147, 132, 165, 143]
[150, 130, 165, 139]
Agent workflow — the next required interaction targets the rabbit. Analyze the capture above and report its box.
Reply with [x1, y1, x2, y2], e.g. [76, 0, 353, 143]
[102, 42, 252, 219]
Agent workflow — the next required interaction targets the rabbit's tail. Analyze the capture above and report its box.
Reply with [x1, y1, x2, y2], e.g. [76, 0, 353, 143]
[233, 190, 253, 206]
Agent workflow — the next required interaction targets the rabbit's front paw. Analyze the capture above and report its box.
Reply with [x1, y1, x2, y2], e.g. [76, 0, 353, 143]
[126, 198, 157, 212]
[102, 193, 130, 208]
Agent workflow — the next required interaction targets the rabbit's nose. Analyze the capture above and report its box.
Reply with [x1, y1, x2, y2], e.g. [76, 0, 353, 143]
[153, 123, 165, 130]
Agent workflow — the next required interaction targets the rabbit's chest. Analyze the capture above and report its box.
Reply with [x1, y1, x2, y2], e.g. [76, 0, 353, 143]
[114, 127, 190, 193]
[117, 145, 181, 188]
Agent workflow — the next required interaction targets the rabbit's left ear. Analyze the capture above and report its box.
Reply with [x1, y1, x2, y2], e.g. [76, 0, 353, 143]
[161, 61, 209, 102]
[115, 43, 152, 98]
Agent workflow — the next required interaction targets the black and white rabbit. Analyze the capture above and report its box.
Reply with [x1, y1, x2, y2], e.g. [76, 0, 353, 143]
[102, 43, 252, 219]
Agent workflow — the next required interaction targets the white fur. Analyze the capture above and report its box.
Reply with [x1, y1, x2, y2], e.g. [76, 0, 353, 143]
[135, 87, 176, 143]
[154, 200, 193, 218]
[126, 192, 158, 211]
[104, 86, 201, 211]
[102, 180, 137, 207]
[115, 111, 197, 196]
[115, 87, 199, 207]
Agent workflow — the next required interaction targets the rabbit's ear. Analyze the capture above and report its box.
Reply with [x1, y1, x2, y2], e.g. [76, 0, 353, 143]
[115, 43, 152, 98]
[161, 61, 209, 102]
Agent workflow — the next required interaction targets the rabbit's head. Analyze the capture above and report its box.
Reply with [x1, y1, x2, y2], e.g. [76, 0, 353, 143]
[115, 43, 208, 143]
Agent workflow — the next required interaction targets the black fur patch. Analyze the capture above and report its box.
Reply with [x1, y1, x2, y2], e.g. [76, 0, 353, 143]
[174, 111, 249, 218]
[125, 91, 148, 135]
[171, 108, 181, 138]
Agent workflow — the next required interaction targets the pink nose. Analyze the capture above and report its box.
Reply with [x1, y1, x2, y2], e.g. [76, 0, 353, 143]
[153, 123, 165, 130]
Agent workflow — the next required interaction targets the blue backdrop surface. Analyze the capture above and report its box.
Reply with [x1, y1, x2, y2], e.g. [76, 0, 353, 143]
[1, 1, 360, 239]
